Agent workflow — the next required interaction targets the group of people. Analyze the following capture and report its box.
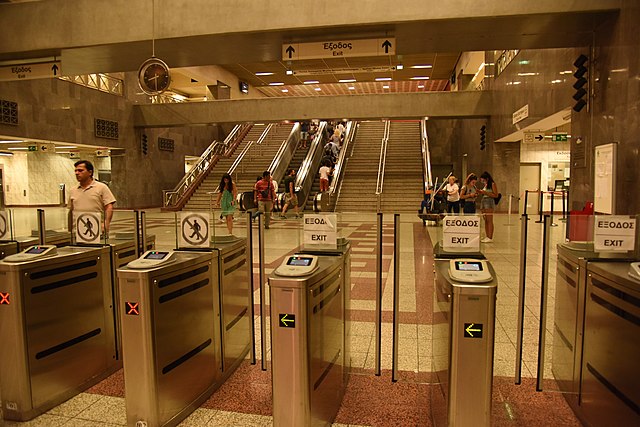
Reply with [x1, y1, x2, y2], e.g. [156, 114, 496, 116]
[431, 171, 498, 243]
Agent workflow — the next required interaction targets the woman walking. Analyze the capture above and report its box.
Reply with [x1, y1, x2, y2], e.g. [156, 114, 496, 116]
[478, 171, 498, 242]
[460, 173, 478, 214]
[215, 173, 238, 235]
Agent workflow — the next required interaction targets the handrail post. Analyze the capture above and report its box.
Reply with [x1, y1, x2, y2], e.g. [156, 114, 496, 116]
[375, 212, 383, 376]
[247, 211, 256, 365]
[536, 215, 551, 391]
[391, 213, 400, 382]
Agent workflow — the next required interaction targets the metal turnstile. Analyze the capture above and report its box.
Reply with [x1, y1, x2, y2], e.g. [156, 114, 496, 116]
[0, 241, 18, 259]
[269, 242, 351, 427]
[432, 254, 497, 427]
[0, 245, 118, 421]
[553, 243, 635, 411]
[116, 237, 251, 427]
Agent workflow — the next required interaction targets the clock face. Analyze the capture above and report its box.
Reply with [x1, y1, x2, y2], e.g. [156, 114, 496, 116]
[138, 58, 171, 95]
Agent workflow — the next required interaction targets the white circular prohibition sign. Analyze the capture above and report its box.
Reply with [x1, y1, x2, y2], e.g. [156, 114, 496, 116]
[0, 213, 7, 239]
[76, 213, 100, 243]
[181, 213, 209, 245]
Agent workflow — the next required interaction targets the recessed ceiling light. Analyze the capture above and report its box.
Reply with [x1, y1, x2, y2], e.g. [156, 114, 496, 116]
[304, 80, 319, 84]
[375, 77, 392, 81]
[269, 82, 284, 86]
[255, 72, 274, 76]
[339, 79, 356, 83]
[411, 76, 430, 80]
[348, 86, 355, 90]
[314, 87, 322, 91]
[396, 64, 404, 70]
[383, 85, 390, 89]
[411, 64, 433, 69]
[417, 85, 425, 88]
[286, 69, 294, 75]
[281, 89, 289, 93]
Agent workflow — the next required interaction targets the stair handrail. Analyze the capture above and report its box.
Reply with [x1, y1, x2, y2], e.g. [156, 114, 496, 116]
[375, 120, 391, 196]
[163, 123, 249, 208]
[227, 123, 272, 175]
[329, 120, 355, 195]
[420, 117, 433, 193]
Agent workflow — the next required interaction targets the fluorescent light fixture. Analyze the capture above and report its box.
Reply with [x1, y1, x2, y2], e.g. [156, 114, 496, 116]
[286, 69, 294, 75]
[382, 85, 390, 89]
[411, 64, 432, 69]
[269, 82, 284, 86]
[314, 87, 322, 91]
[512, 81, 521, 85]
[417, 85, 425, 88]
[304, 80, 319, 84]
[281, 89, 289, 93]
[559, 70, 572, 74]
[517, 72, 539, 76]
[396, 64, 404, 70]
[339, 79, 356, 83]
[0, 140, 24, 143]
[255, 72, 274, 76]
[0, 152, 13, 157]
[550, 79, 562, 84]
[375, 77, 392, 81]
[518, 60, 530, 65]
[410, 76, 430, 80]
[56, 146, 77, 149]
[348, 86, 355, 90]
[8, 147, 28, 150]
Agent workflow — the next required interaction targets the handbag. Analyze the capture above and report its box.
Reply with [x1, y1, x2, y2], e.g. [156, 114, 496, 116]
[494, 193, 502, 205]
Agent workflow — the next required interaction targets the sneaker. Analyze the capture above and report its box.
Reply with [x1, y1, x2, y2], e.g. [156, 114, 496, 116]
[280, 215, 286, 219]
[481, 237, 493, 243]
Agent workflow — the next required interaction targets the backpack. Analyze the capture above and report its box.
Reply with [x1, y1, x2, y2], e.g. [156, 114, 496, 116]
[324, 143, 333, 157]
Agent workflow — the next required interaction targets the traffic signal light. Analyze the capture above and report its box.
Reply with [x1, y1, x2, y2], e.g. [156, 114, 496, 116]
[573, 54, 588, 112]
[141, 134, 148, 155]
[480, 125, 486, 150]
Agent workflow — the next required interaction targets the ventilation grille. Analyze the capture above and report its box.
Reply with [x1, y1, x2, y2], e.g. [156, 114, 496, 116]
[94, 118, 119, 139]
[1, 99, 18, 125]
[158, 137, 175, 152]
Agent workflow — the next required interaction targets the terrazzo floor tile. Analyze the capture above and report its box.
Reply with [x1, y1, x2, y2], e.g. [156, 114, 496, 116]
[46, 392, 103, 417]
[177, 408, 218, 426]
[4, 414, 69, 427]
[74, 396, 127, 425]
[207, 411, 273, 427]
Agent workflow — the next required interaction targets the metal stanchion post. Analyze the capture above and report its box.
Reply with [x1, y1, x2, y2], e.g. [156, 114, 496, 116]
[524, 190, 529, 217]
[247, 211, 256, 365]
[560, 190, 567, 221]
[536, 215, 551, 391]
[515, 214, 529, 384]
[375, 212, 383, 376]
[391, 214, 400, 382]
[550, 192, 558, 227]
[37, 208, 46, 245]
[535, 191, 544, 223]
[258, 213, 267, 371]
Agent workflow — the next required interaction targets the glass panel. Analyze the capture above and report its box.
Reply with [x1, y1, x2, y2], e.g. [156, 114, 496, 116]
[143, 209, 178, 252]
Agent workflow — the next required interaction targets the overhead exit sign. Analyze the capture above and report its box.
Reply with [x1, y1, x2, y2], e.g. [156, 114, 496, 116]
[0, 61, 61, 81]
[283, 38, 395, 61]
[552, 133, 568, 142]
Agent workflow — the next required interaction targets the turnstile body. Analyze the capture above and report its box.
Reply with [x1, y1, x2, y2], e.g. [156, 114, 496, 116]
[553, 243, 635, 412]
[269, 249, 350, 427]
[432, 258, 497, 427]
[0, 241, 17, 259]
[0, 246, 118, 421]
[117, 238, 251, 427]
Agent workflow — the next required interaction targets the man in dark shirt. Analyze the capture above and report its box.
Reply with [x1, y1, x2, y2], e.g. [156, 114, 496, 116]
[280, 169, 300, 219]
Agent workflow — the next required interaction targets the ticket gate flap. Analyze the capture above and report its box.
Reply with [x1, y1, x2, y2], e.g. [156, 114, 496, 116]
[2, 245, 58, 263]
[126, 250, 176, 270]
[448, 259, 493, 283]
[629, 262, 640, 282]
[274, 254, 319, 277]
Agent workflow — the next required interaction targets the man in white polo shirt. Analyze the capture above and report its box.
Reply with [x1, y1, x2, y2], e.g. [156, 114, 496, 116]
[69, 160, 116, 234]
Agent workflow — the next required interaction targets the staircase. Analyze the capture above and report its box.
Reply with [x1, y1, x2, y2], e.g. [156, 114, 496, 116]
[335, 121, 385, 212]
[183, 125, 264, 211]
[380, 121, 424, 212]
[232, 123, 294, 195]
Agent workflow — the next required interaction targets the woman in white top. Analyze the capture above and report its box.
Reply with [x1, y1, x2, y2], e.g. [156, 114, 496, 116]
[445, 175, 460, 214]
[319, 160, 332, 192]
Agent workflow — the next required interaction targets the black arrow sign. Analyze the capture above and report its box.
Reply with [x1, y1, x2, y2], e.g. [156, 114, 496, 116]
[51, 64, 59, 76]
[535, 134, 544, 141]
[286, 45, 295, 59]
[382, 40, 392, 53]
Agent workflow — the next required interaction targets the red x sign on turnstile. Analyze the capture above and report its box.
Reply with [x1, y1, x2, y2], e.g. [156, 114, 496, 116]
[126, 302, 139, 315]
[0, 292, 9, 305]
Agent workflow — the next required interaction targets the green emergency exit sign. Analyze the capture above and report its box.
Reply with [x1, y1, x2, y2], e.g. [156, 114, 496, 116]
[28, 145, 37, 151]
[552, 133, 568, 142]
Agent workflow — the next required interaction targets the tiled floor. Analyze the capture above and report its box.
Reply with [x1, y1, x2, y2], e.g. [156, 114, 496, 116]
[3, 208, 580, 426]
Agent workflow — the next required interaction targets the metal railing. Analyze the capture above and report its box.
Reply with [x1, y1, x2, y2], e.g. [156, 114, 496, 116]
[329, 121, 355, 195]
[420, 118, 433, 193]
[375, 120, 390, 211]
[163, 123, 249, 207]
[59, 73, 124, 96]
[229, 124, 273, 177]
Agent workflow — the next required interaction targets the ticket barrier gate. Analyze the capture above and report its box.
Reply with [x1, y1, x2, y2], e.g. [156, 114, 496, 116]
[116, 237, 251, 427]
[0, 241, 17, 260]
[432, 248, 497, 427]
[0, 245, 119, 421]
[269, 240, 351, 427]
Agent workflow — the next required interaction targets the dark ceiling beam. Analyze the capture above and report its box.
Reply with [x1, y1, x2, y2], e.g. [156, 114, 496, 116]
[133, 91, 491, 127]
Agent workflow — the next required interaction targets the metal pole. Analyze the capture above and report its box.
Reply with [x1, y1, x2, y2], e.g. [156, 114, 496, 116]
[536, 215, 551, 391]
[375, 212, 383, 376]
[550, 192, 558, 227]
[524, 190, 529, 216]
[37, 208, 46, 245]
[247, 211, 256, 365]
[134, 210, 142, 256]
[507, 194, 513, 225]
[140, 211, 147, 253]
[258, 213, 267, 371]
[560, 190, 567, 221]
[514, 214, 528, 384]
[391, 213, 400, 382]
[535, 191, 544, 223]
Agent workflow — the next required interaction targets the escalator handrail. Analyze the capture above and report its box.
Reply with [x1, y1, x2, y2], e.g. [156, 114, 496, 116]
[295, 121, 327, 189]
[329, 120, 355, 195]
[227, 124, 273, 175]
[421, 118, 433, 193]
[268, 122, 300, 183]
